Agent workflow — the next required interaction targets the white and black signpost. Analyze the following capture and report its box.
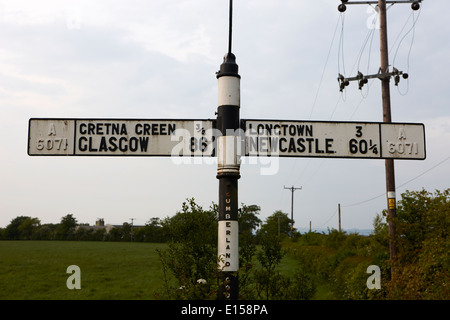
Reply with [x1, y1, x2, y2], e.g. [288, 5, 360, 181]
[27, 0, 426, 300]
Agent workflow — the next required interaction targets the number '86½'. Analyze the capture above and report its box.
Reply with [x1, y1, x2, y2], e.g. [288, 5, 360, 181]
[189, 137, 208, 152]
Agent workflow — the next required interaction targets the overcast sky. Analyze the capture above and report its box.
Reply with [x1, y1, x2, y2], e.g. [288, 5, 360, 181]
[1, 0, 449, 231]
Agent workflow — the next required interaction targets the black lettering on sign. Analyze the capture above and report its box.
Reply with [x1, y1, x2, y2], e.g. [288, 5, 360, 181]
[88, 123, 95, 135]
[79, 122, 128, 135]
[79, 123, 87, 135]
[355, 126, 363, 137]
[253, 123, 313, 136]
[135, 123, 176, 135]
[297, 138, 306, 152]
[111, 123, 121, 135]
[326, 138, 334, 153]
[77, 136, 149, 153]
[288, 138, 296, 152]
[279, 138, 287, 152]
[99, 137, 108, 152]
[88, 137, 97, 152]
[109, 137, 118, 151]
[78, 136, 87, 151]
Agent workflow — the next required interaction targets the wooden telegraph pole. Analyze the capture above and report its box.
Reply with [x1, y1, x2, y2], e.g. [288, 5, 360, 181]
[378, 0, 398, 277]
[284, 185, 302, 237]
[337, 0, 422, 278]
[338, 203, 341, 233]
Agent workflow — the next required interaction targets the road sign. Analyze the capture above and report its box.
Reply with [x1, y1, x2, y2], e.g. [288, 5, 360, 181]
[29, 118, 426, 160]
[28, 118, 215, 157]
[243, 120, 426, 160]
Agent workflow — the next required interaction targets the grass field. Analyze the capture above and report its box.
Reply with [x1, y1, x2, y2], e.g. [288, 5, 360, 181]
[0, 241, 330, 300]
[0, 241, 167, 300]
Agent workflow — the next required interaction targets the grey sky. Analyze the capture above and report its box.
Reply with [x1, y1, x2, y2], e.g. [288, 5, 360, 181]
[1, 1, 449, 230]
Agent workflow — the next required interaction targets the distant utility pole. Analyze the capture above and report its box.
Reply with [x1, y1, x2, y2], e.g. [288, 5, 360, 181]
[130, 218, 136, 242]
[337, 0, 422, 278]
[284, 185, 302, 236]
[338, 203, 341, 233]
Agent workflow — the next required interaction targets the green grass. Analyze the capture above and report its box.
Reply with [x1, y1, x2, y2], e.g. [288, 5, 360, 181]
[0, 241, 167, 300]
[0, 241, 340, 300]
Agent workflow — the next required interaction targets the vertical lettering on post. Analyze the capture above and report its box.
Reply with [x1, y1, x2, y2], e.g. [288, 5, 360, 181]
[218, 186, 238, 272]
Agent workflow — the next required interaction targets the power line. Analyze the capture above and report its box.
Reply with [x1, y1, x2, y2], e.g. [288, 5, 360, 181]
[313, 155, 450, 229]
[309, 15, 342, 120]
[342, 156, 450, 208]
[396, 156, 450, 189]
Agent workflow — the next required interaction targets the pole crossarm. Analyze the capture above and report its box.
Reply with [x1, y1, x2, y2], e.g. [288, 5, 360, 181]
[338, 0, 422, 12]
[338, 67, 408, 91]
[341, 0, 421, 4]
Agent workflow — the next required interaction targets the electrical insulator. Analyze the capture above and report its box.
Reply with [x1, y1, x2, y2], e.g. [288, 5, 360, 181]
[338, 4, 346, 12]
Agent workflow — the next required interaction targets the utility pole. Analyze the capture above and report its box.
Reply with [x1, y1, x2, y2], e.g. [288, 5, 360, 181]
[336, 0, 421, 279]
[338, 203, 341, 233]
[130, 218, 136, 242]
[378, 0, 398, 278]
[284, 185, 302, 236]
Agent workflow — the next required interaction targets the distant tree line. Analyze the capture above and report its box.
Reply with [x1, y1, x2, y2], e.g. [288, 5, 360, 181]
[0, 200, 276, 243]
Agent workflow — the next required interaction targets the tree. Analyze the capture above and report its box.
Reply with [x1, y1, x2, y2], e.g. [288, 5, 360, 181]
[394, 189, 450, 263]
[5, 216, 39, 240]
[134, 218, 166, 242]
[162, 198, 217, 245]
[55, 214, 77, 240]
[239, 204, 261, 238]
[158, 198, 218, 299]
[33, 223, 58, 240]
[385, 188, 450, 299]
[257, 210, 291, 240]
[237, 205, 261, 299]
[18, 217, 41, 240]
[254, 232, 286, 299]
